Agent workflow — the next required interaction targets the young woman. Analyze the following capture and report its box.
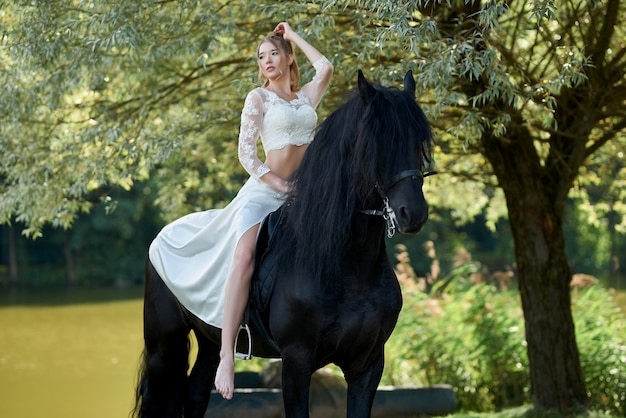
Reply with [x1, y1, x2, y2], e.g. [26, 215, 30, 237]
[148, 22, 332, 401]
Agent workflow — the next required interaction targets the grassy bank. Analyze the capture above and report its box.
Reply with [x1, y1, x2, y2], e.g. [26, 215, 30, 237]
[451, 404, 622, 417]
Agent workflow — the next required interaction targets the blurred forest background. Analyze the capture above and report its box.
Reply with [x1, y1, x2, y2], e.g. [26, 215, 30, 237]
[0, 189, 623, 290]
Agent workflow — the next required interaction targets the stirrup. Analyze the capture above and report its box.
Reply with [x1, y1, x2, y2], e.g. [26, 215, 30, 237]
[234, 324, 253, 360]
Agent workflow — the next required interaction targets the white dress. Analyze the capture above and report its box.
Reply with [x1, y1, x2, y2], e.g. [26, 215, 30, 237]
[149, 57, 332, 327]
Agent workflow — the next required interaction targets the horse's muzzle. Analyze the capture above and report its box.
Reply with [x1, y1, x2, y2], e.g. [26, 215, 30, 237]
[395, 203, 429, 235]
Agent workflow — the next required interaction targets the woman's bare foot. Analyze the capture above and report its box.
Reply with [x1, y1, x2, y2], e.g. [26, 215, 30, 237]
[214, 355, 235, 400]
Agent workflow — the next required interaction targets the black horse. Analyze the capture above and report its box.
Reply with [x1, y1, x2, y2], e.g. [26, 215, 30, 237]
[134, 70, 434, 418]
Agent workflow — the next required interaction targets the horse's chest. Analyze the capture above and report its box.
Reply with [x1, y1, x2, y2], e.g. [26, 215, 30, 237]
[345, 286, 400, 317]
[320, 279, 402, 329]
[318, 287, 402, 352]
[268, 271, 402, 362]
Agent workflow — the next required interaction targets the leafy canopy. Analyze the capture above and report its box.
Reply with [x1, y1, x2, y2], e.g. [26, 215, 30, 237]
[1, 0, 624, 236]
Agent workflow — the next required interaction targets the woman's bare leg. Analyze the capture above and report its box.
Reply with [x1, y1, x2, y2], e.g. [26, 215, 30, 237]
[214, 224, 260, 400]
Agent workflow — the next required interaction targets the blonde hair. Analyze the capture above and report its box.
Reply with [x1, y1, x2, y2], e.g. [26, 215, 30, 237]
[257, 33, 300, 92]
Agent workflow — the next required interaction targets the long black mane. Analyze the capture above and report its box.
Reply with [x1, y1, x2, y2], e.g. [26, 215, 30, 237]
[281, 72, 433, 278]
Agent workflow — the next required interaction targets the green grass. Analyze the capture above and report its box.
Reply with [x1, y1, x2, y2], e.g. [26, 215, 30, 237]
[450, 404, 622, 418]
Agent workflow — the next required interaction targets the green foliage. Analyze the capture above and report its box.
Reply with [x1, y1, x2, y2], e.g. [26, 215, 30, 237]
[386, 282, 529, 411]
[386, 249, 626, 414]
[0, 183, 161, 287]
[564, 201, 613, 276]
[363, 0, 626, 233]
[66, 184, 162, 285]
[450, 404, 621, 418]
[0, 0, 255, 233]
[2, 0, 624, 237]
[573, 287, 626, 416]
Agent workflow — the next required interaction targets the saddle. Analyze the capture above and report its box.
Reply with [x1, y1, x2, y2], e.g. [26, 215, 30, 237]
[235, 206, 285, 360]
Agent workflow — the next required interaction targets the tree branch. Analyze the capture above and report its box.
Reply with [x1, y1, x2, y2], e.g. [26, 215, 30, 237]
[585, 117, 626, 158]
[590, 0, 619, 68]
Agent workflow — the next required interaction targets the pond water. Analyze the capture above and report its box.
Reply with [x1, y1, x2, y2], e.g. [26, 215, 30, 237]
[0, 288, 145, 418]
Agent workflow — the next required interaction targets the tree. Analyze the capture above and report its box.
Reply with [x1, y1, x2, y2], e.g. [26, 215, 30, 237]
[364, 0, 625, 411]
[0, 1, 343, 230]
[2, 0, 625, 413]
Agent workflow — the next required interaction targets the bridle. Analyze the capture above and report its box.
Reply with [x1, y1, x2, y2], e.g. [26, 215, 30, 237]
[360, 169, 437, 238]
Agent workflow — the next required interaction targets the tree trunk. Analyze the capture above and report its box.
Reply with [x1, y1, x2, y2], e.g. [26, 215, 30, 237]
[64, 232, 78, 286]
[7, 224, 18, 286]
[482, 135, 589, 411]
[508, 190, 587, 409]
[608, 209, 622, 289]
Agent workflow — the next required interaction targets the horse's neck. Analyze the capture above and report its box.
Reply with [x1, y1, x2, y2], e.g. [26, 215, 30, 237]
[350, 211, 387, 261]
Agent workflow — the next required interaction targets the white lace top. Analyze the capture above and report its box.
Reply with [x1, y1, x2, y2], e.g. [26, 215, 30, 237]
[238, 56, 333, 179]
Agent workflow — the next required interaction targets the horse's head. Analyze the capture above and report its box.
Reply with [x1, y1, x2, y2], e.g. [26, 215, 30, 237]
[355, 70, 434, 236]
[283, 70, 434, 277]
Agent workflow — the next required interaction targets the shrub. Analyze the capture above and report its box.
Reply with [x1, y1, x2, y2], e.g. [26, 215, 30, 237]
[573, 286, 626, 416]
[385, 246, 626, 415]
[385, 283, 530, 411]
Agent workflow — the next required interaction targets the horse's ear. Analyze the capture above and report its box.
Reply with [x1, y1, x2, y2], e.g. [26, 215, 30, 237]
[358, 70, 376, 104]
[404, 70, 416, 97]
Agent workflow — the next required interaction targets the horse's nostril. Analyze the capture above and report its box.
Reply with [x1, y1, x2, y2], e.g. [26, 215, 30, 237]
[397, 205, 428, 233]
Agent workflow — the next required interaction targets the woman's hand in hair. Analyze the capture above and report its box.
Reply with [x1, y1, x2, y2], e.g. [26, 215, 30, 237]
[273, 22, 295, 42]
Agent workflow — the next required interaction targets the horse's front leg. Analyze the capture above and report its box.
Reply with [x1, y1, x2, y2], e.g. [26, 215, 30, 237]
[343, 351, 385, 418]
[280, 348, 315, 418]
